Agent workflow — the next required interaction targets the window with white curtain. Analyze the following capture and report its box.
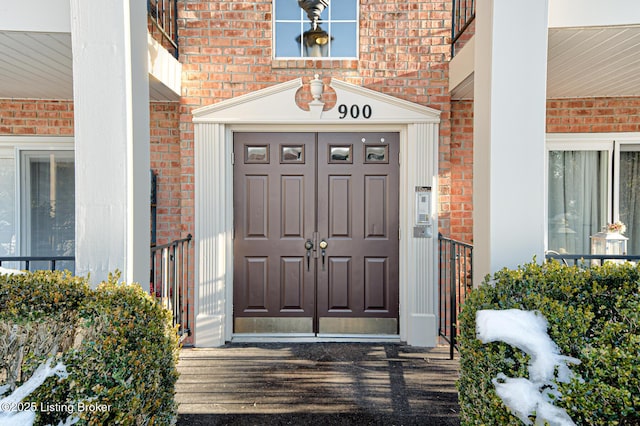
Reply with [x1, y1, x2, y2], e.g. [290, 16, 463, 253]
[547, 135, 640, 256]
[0, 138, 75, 271]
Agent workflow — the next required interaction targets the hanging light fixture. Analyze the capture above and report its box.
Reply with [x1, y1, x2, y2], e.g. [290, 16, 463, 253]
[298, 0, 329, 30]
[295, 0, 333, 57]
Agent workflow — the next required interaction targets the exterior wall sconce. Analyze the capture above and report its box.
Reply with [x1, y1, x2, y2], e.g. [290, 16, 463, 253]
[296, 0, 333, 57]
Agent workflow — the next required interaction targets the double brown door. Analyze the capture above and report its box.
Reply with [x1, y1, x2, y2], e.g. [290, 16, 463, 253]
[233, 132, 399, 335]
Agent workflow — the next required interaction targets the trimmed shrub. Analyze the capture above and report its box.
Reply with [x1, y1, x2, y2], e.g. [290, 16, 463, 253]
[458, 260, 640, 425]
[0, 271, 180, 426]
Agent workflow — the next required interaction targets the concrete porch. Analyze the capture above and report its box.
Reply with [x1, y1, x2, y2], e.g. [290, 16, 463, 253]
[175, 343, 460, 425]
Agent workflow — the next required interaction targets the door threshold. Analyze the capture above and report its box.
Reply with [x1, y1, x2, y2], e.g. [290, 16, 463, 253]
[231, 333, 402, 344]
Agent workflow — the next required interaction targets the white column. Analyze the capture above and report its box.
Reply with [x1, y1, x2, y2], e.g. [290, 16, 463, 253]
[71, 0, 150, 287]
[473, 0, 548, 285]
[194, 123, 229, 347]
[402, 123, 439, 347]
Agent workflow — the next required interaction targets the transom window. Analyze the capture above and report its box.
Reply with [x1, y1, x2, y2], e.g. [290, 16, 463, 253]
[547, 134, 640, 256]
[274, 0, 358, 59]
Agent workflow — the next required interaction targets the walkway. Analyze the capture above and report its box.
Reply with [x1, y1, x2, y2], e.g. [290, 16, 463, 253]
[175, 342, 460, 425]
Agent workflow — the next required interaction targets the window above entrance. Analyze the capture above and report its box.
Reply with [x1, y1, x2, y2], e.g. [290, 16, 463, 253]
[274, 0, 358, 59]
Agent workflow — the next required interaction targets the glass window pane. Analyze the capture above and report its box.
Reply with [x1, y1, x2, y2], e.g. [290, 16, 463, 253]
[275, 22, 303, 57]
[365, 145, 388, 163]
[619, 147, 640, 255]
[275, 1, 301, 20]
[281, 145, 304, 163]
[274, 0, 357, 59]
[330, 146, 352, 163]
[22, 151, 75, 271]
[329, 23, 357, 57]
[0, 155, 16, 258]
[331, 0, 357, 20]
[245, 146, 269, 163]
[548, 150, 608, 254]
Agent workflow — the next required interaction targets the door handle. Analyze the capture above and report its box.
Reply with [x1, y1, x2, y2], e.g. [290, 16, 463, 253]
[304, 239, 314, 271]
[319, 239, 328, 271]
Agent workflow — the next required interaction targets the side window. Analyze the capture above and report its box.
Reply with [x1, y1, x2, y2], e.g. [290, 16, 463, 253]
[274, 0, 358, 59]
[546, 137, 640, 256]
[21, 151, 75, 270]
[0, 150, 16, 258]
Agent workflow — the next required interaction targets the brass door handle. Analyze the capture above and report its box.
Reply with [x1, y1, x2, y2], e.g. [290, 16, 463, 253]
[319, 239, 328, 270]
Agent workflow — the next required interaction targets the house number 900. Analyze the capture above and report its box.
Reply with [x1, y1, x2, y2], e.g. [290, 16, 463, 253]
[338, 104, 372, 119]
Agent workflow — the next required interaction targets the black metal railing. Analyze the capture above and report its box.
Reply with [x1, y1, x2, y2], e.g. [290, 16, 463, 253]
[0, 256, 75, 273]
[148, 0, 179, 59]
[451, 0, 475, 57]
[545, 252, 640, 268]
[150, 234, 192, 342]
[438, 234, 473, 360]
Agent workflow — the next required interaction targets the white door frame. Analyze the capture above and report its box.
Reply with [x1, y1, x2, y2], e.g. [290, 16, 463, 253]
[192, 77, 440, 347]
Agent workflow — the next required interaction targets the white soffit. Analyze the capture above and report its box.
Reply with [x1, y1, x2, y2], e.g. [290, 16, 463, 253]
[193, 77, 441, 123]
[547, 25, 640, 98]
[451, 25, 640, 100]
[0, 30, 180, 101]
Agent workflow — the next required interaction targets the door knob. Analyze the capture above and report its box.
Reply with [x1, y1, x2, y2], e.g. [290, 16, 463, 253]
[319, 239, 328, 270]
[304, 239, 314, 271]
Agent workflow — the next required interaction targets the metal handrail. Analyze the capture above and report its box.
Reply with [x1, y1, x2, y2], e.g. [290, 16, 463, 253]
[438, 234, 473, 360]
[451, 0, 475, 57]
[0, 256, 75, 272]
[545, 253, 640, 267]
[150, 234, 192, 342]
[148, 0, 179, 59]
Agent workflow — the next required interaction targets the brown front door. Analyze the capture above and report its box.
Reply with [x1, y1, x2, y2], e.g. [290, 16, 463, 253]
[233, 132, 399, 335]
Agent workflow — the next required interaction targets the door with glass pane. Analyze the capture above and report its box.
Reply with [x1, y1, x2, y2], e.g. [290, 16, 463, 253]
[21, 151, 75, 271]
[548, 140, 640, 257]
[233, 132, 400, 335]
[547, 149, 609, 254]
[617, 144, 640, 255]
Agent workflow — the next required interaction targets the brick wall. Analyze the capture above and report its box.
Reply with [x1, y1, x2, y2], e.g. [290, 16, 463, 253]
[0, 99, 74, 135]
[177, 0, 454, 239]
[150, 102, 183, 245]
[547, 97, 640, 133]
[449, 100, 473, 243]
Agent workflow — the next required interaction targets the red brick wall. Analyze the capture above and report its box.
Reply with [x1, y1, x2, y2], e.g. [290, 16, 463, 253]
[177, 0, 454, 239]
[0, 99, 74, 135]
[150, 102, 183, 245]
[547, 97, 640, 133]
[449, 100, 473, 243]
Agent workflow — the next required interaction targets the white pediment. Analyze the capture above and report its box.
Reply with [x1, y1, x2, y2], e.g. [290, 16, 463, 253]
[192, 77, 440, 124]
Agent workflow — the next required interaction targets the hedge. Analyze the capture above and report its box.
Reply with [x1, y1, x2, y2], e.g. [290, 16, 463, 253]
[0, 271, 180, 425]
[458, 260, 640, 425]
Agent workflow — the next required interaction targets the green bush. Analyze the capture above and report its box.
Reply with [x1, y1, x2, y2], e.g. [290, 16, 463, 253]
[0, 271, 180, 425]
[458, 260, 640, 426]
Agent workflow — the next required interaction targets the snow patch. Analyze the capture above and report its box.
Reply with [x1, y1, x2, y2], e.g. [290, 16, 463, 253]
[476, 309, 581, 426]
[0, 357, 74, 426]
[0, 267, 24, 276]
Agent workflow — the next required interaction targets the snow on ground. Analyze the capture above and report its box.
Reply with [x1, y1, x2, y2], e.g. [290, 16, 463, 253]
[476, 309, 581, 426]
[0, 358, 75, 426]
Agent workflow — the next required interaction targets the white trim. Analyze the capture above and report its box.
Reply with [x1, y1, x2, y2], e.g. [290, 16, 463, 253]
[194, 77, 440, 348]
